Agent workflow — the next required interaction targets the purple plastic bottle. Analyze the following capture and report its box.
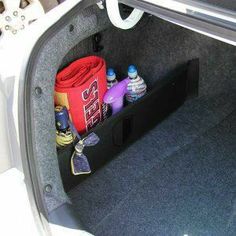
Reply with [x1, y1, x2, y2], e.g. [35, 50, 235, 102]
[103, 78, 130, 115]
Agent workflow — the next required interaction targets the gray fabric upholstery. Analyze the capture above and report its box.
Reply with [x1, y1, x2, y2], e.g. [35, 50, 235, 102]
[29, 5, 110, 213]
[69, 92, 236, 235]
[95, 110, 236, 236]
[62, 16, 236, 97]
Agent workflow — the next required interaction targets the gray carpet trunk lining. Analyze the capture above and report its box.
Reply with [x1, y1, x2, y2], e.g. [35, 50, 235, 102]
[94, 110, 236, 236]
[62, 16, 236, 98]
[24, 1, 236, 232]
[68, 90, 236, 235]
[29, 3, 236, 212]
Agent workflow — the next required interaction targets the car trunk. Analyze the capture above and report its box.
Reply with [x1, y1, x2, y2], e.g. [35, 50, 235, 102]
[24, 3, 236, 236]
[57, 14, 236, 235]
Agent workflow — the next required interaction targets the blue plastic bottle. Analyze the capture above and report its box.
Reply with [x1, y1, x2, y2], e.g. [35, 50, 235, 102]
[107, 68, 118, 89]
[126, 65, 147, 103]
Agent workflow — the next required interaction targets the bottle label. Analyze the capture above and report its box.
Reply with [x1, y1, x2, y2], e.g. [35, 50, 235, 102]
[107, 80, 118, 89]
[126, 75, 147, 102]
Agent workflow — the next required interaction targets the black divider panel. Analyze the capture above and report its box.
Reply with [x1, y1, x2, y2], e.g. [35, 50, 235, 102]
[57, 59, 199, 192]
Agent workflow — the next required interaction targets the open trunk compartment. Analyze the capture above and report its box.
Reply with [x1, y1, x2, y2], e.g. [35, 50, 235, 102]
[23, 3, 236, 235]
[54, 14, 235, 234]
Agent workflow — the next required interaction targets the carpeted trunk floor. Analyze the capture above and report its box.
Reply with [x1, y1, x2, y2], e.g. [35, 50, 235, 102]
[68, 90, 236, 236]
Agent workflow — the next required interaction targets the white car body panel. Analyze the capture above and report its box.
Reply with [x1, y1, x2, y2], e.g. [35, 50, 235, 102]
[0, 168, 41, 236]
[0, 1, 84, 235]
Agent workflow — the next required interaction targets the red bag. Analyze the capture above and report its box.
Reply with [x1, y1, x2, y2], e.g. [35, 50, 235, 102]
[55, 56, 107, 134]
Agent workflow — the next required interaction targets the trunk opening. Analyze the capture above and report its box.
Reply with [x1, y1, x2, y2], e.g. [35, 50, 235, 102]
[23, 3, 236, 235]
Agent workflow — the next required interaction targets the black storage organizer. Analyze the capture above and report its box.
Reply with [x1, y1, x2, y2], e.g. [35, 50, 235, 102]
[57, 59, 199, 192]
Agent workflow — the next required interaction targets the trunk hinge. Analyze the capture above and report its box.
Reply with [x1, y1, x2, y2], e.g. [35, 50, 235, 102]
[106, 0, 144, 29]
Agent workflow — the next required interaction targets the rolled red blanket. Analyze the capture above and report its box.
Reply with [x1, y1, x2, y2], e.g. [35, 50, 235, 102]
[55, 56, 107, 134]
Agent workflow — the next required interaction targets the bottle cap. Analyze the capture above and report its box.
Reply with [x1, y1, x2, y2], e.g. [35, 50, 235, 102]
[107, 68, 116, 81]
[128, 65, 138, 78]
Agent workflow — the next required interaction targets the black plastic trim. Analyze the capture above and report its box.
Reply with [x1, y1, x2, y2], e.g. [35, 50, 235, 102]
[57, 60, 199, 192]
